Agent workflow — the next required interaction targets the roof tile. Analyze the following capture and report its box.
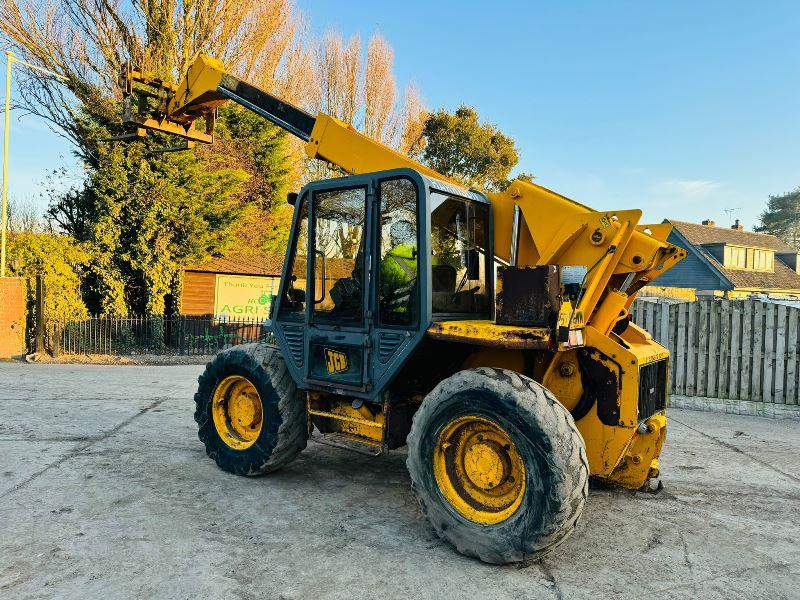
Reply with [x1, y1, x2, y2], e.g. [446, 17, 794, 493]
[668, 220, 800, 291]
[668, 219, 797, 252]
[185, 253, 284, 276]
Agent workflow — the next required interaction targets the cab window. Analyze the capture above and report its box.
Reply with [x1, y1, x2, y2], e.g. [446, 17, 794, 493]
[377, 178, 419, 326]
[430, 191, 490, 315]
[311, 187, 367, 325]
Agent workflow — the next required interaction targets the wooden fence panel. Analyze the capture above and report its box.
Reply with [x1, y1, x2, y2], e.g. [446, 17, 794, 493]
[675, 303, 687, 395]
[697, 301, 709, 397]
[774, 305, 787, 404]
[728, 302, 741, 400]
[763, 304, 775, 402]
[686, 302, 697, 396]
[741, 301, 753, 400]
[632, 298, 800, 404]
[645, 302, 655, 337]
[659, 301, 670, 347]
[787, 308, 799, 405]
[707, 301, 719, 397]
[752, 302, 764, 401]
[717, 300, 730, 398]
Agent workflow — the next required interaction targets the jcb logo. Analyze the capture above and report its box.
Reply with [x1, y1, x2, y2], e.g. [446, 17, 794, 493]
[325, 348, 349, 374]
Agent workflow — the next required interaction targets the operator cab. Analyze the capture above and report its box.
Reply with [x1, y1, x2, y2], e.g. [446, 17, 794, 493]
[271, 168, 493, 401]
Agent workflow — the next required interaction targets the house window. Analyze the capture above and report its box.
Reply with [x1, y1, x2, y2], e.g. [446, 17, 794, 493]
[751, 249, 774, 271]
[724, 245, 746, 269]
[743, 248, 774, 271]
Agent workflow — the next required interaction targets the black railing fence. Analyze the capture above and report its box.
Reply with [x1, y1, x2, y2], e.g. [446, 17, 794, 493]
[50, 315, 275, 356]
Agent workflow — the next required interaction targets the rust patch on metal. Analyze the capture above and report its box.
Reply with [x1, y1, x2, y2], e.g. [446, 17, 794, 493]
[426, 320, 552, 350]
[496, 265, 561, 328]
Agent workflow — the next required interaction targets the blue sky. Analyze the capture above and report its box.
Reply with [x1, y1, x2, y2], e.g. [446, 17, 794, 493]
[6, 1, 799, 229]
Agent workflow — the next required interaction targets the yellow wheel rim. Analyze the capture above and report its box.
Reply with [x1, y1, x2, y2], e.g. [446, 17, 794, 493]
[212, 375, 263, 450]
[433, 415, 526, 525]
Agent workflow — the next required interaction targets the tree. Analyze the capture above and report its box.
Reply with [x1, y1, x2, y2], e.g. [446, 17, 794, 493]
[7, 197, 46, 233]
[48, 134, 249, 315]
[304, 30, 427, 182]
[0, 1, 302, 313]
[6, 231, 89, 332]
[420, 106, 520, 191]
[755, 187, 800, 247]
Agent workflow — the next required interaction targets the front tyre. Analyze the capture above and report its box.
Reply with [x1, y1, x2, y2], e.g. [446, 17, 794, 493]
[194, 343, 307, 476]
[406, 368, 588, 564]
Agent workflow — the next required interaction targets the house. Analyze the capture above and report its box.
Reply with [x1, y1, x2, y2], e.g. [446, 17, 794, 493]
[180, 253, 284, 319]
[644, 219, 800, 299]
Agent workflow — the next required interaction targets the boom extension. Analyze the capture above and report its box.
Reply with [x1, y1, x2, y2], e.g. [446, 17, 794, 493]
[122, 56, 313, 143]
[121, 55, 447, 182]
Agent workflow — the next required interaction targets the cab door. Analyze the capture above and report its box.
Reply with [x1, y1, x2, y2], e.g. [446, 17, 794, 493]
[368, 175, 424, 385]
[304, 178, 373, 393]
[272, 170, 426, 400]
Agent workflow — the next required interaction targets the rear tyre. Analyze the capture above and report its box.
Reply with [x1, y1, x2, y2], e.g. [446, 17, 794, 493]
[194, 343, 307, 476]
[406, 367, 588, 564]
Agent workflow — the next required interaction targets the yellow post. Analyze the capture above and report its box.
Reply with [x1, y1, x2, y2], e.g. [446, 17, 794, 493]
[0, 50, 11, 278]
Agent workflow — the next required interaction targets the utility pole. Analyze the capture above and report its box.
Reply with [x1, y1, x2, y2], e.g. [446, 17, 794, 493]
[0, 51, 12, 278]
[0, 51, 67, 277]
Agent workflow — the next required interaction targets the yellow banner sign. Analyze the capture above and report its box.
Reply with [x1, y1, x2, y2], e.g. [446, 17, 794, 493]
[214, 275, 278, 320]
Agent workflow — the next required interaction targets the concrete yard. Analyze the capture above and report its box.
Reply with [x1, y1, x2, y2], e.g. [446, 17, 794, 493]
[0, 363, 798, 600]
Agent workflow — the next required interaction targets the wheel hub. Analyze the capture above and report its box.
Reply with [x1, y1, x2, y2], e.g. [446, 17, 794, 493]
[464, 442, 506, 489]
[433, 415, 525, 525]
[212, 375, 263, 450]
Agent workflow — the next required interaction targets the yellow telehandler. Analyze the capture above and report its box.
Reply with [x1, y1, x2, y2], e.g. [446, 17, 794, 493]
[121, 55, 686, 563]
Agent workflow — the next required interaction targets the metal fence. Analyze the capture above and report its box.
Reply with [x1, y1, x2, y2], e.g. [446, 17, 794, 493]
[51, 315, 275, 356]
[631, 298, 800, 405]
[48, 300, 800, 405]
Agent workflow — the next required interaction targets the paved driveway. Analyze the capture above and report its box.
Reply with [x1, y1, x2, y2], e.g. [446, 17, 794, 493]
[1, 363, 798, 599]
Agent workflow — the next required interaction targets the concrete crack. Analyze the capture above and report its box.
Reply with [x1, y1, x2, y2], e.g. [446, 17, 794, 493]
[0, 397, 167, 500]
[670, 416, 800, 485]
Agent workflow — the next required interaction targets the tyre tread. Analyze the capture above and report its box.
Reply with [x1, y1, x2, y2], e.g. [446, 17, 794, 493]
[406, 367, 589, 564]
[194, 343, 306, 476]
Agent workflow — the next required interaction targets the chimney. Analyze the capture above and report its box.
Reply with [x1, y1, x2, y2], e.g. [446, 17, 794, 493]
[731, 219, 743, 231]
[702, 219, 716, 227]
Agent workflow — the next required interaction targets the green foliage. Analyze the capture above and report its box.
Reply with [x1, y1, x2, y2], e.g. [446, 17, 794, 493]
[210, 104, 291, 211]
[421, 106, 519, 191]
[204, 104, 295, 259]
[515, 172, 535, 183]
[755, 187, 800, 247]
[48, 121, 250, 315]
[6, 231, 89, 324]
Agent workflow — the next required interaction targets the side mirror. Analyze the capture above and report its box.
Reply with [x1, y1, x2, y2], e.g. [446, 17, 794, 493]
[287, 192, 298, 206]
